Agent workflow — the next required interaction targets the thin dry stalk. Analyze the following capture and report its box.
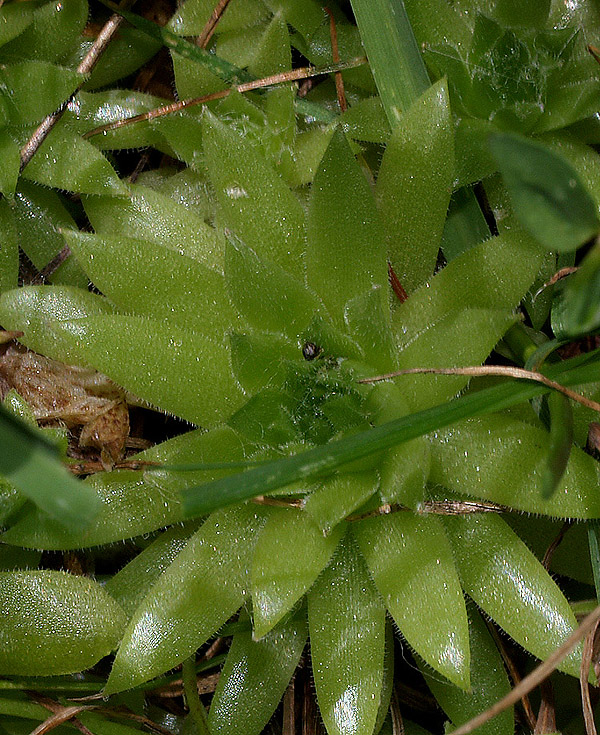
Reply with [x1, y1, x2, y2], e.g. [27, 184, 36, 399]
[20, 5, 130, 171]
[83, 58, 366, 139]
[533, 680, 557, 734]
[282, 678, 296, 735]
[541, 520, 573, 570]
[451, 604, 600, 735]
[27, 703, 96, 735]
[359, 365, 600, 413]
[196, 0, 233, 48]
[324, 7, 347, 112]
[581, 618, 600, 735]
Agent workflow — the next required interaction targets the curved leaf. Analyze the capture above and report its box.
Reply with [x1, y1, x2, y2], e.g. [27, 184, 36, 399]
[82, 184, 224, 268]
[303, 471, 379, 535]
[429, 414, 600, 518]
[0, 285, 114, 361]
[308, 533, 386, 735]
[442, 513, 582, 678]
[20, 127, 127, 196]
[421, 607, 513, 735]
[251, 507, 344, 638]
[43, 314, 245, 425]
[353, 513, 470, 689]
[306, 128, 387, 329]
[2, 425, 251, 550]
[106, 505, 265, 694]
[0, 570, 126, 676]
[203, 111, 305, 275]
[65, 231, 241, 338]
[377, 79, 454, 292]
[208, 607, 307, 735]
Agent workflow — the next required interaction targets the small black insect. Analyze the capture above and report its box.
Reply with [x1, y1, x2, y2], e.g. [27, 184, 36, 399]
[302, 341, 322, 361]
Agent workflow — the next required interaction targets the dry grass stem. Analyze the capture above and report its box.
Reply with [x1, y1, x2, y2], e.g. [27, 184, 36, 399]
[580, 618, 600, 735]
[359, 365, 600, 413]
[324, 7, 347, 112]
[196, 0, 233, 48]
[451, 604, 600, 735]
[83, 57, 366, 139]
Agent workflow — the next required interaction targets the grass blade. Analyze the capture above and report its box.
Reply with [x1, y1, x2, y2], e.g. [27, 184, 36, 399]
[0, 405, 100, 530]
[182, 352, 600, 517]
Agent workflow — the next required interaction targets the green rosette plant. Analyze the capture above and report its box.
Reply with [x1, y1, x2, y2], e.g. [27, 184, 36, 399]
[1, 1, 600, 734]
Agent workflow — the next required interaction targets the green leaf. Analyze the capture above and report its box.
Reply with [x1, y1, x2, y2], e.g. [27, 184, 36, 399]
[0, 3, 36, 47]
[494, 0, 550, 27]
[0, 404, 101, 531]
[350, 0, 429, 120]
[309, 533, 386, 735]
[442, 513, 582, 678]
[540, 391, 573, 499]
[0, 0, 88, 63]
[0, 570, 126, 675]
[0, 200, 18, 294]
[251, 507, 344, 638]
[377, 79, 454, 293]
[19, 127, 127, 196]
[306, 129, 387, 329]
[0, 544, 41, 572]
[344, 286, 396, 373]
[2, 426, 251, 550]
[429, 413, 600, 518]
[170, 0, 269, 35]
[181, 350, 600, 516]
[65, 231, 240, 338]
[555, 242, 600, 337]
[12, 182, 87, 289]
[0, 61, 82, 124]
[105, 524, 198, 617]
[0, 131, 20, 198]
[82, 185, 224, 268]
[303, 471, 379, 535]
[353, 513, 470, 688]
[203, 112, 305, 275]
[208, 607, 307, 735]
[421, 607, 513, 735]
[42, 314, 244, 425]
[106, 505, 264, 694]
[230, 332, 298, 395]
[489, 132, 599, 251]
[225, 235, 322, 339]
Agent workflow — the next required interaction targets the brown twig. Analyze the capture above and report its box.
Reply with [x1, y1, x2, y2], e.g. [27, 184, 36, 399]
[451, 604, 600, 735]
[196, 0, 233, 48]
[533, 266, 578, 299]
[26, 693, 96, 735]
[541, 520, 573, 570]
[282, 678, 296, 735]
[359, 365, 600, 413]
[581, 618, 600, 735]
[20, 3, 132, 171]
[324, 7, 347, 112]
[83, 58, 366, 139]
[388, 261, 408, 303]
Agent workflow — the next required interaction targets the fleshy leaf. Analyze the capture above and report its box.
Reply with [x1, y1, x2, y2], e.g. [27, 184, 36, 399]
[251, 507, 344, 638]
[230, 332, 299, 395]
[64, 231, 240, 338]
[19, 127, 127, 195]
[306, 128, 387, 329]
[0, 201, 18, 294]
[428, 414, 600, 518]
[308, 533, 386, 735]
[303, 471, 379, 535]
[208, 607, 307, 735]
[106, 505, 264, 694]
[353, 513, 470, 689]
[0, 285, 115, 361]
[442, 513, 582, 678]
[0, 131, 20, 198]
[203, 111, 305, 275]
[2, 426, 251, 550]
[344, 286, 396, 374]
[82, 185, 224, 268]
[0, 61, 82, 124]
[105, 524, 199, 617]
[225, 235, 322, 339]
[42, 314, 245, 426]
[489, 132, 599, 251]
[377, 79, 454, 293]
[0, 570, 126, 676]
[421, 607, 513, 735]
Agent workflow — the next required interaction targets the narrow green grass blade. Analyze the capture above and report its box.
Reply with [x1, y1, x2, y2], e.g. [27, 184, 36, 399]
[182, 353, 600, 517]
[588, 520, 600, 605]
[350, 0, 430, 121]
[0, 405, 100, 530]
